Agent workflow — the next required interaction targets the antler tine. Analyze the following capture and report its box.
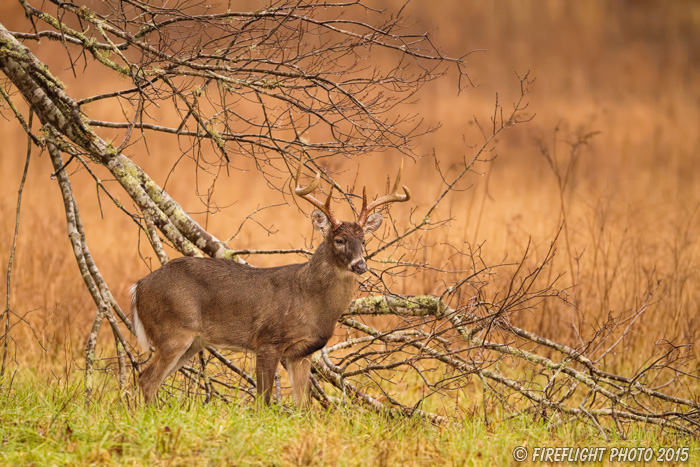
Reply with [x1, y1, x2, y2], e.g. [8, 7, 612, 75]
[360, 186, 368, 218]
[294, 158, 321, 196]
[294, 156, 341, 228]
[390, 159, 404, 194]
[357, 160, 411, 225]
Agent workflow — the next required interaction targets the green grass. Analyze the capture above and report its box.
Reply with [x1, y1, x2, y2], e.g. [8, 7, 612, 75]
[1, 372, 698, 466]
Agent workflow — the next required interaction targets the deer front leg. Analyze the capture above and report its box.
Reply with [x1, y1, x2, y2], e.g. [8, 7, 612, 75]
[255, 347, 281, 405]
[285, 356, 312, 408]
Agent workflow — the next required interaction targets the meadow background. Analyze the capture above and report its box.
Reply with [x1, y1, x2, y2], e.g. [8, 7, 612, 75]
[1, 0, 699, 464]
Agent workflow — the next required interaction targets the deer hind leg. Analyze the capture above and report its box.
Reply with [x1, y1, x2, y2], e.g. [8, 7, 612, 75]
[139, 333, 198, 404]
[255, 347, 282, 405]
[285, 356, 312, 408]
[168, 337, 204, 378]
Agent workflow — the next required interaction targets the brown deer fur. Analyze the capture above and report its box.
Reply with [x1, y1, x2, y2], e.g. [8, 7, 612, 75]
[132, 212, 383, 405]
[132, 160, 410, 406]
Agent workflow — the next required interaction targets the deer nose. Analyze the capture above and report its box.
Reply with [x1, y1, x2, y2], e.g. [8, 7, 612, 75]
[351, 259, 367, 274]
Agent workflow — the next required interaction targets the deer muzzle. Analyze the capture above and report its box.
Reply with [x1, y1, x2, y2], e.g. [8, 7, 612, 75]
[350, 257, 368, 274]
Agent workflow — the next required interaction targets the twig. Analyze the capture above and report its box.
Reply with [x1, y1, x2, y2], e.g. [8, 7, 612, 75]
[1, 111, 33, 383]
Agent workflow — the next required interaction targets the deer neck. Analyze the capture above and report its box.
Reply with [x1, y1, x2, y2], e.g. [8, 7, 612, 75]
[301, 240, 356, 301]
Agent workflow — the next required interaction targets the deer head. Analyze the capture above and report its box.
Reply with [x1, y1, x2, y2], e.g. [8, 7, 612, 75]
[294, 157, 411, 274]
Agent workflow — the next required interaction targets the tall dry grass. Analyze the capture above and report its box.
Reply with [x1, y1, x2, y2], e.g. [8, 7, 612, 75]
[1, 0, 699, 379]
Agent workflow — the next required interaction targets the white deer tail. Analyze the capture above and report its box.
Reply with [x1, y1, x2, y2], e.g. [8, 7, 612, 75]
[130, 283, 150, 350]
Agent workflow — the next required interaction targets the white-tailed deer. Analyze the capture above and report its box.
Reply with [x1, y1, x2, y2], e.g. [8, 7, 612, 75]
[131, 160, 410, 405]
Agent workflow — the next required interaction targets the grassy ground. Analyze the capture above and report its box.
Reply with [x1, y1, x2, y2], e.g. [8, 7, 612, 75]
[1, 373, 698, 466]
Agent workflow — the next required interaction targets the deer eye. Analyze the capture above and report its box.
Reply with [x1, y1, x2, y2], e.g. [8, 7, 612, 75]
[334, 238, 345, 245]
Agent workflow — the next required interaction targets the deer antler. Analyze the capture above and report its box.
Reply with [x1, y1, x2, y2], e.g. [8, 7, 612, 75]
[357, 160, 411, 226]
[294, 156, 342, 228]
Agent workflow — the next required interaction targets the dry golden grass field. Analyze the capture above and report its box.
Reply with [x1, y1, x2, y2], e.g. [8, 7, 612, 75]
[1, 1, 700, 464]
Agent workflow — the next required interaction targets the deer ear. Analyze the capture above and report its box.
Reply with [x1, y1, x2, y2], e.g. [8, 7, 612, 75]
[363, 212, 383, 235]
[311, 209, 332, 236]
